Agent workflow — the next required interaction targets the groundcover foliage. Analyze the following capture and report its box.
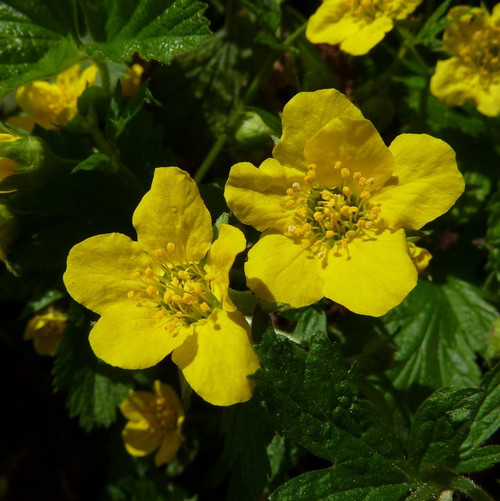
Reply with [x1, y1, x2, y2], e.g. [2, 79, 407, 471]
[1, 0, 500, 499]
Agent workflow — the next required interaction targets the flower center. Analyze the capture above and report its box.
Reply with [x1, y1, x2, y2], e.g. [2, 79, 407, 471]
[284, 163, 381, 259]
[146, 397, 178, 434]
[351, 0, 392, 19]
[460, 28, 500, 84]
[127, 243, 218, 327]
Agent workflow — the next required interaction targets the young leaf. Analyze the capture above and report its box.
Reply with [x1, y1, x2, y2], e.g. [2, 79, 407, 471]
[454, 445, 500, 473]
[408, 387, 483, 475]
[292, 307, 327, 344]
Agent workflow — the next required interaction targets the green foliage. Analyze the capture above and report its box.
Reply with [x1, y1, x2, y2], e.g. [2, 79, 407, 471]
[383, 279, 497, 401]
[0, 0, 210, 96]
[52, 302, 134, 431]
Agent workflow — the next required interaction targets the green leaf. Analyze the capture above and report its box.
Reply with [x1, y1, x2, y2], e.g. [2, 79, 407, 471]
[408, 387, 483, 474]
[252, 311, 407, 467]
[0, 0, 210, 97]
[72, 152, 112, 173]
[459, 363, 500, 455]
[383, 279, 490, 397]
[454, 445, 500, 473]
[52, 302, 134, 431]
[270, 459, 413, 501]
[221, 398, 274, 501]
[415, 0, 454, 48]
[84, 0, 211, 64]
[291, 307, 327, 344]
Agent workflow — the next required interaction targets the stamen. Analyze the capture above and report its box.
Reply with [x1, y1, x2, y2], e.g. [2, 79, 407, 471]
[340, 167, 350, 178]
[167, 242, 175, 253]
[127, 290, 135, 298]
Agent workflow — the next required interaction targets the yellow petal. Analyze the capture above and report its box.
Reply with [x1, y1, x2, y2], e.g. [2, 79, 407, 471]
[430, 58, 479, 108]
[370, 134, 464, 230]
[154, 430, 184, 466]
[225, 158, 303, 232]
[154, 381, 184, 419]
[340, 15, 393, 56]
[122, 420, 162, 456]
[273, 89, 363, 170]
[205, 223, 246, 311]
[245, 232, 324, 308]
[304, 117, 394, 191]
[89, 304, 189, 369]
[120, 390, 157, 421]
[133, 167, 212, 264]
[306, 1, 358, 46]
[63, 233, 151, 315]
[322, 229, 417, 316]
[172, 310, 260, 406]
[443, 7, 487, 56]
[391, 0, 424, 20]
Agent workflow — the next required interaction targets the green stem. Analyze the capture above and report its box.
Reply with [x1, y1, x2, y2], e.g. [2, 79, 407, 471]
[405, 483, 441, 501]
[193, 23, 306, 183]
[88, 122, 144, 198]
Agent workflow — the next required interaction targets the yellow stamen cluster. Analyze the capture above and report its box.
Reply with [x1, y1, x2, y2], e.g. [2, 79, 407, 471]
[127, 244, 217, 326]
[460, 28, 500, 84]
[146, 397, 178, 434]
[352, 0, 393, 18]
[284, 163, 381, 258]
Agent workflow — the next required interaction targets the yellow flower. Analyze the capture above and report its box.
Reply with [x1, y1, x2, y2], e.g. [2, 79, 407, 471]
[430, 5, 500, 117]
[408, 241, 432, 274]
[24, 309, 67, 356]
[121, 63, 144, 98]
[120, 380, 185, 466]
[225, 89, 464, 317]
[14, 63, 99, 130]
[306, 0, 423, 56]
[0, 133, 22, 193]
[64, 167, 260, 406]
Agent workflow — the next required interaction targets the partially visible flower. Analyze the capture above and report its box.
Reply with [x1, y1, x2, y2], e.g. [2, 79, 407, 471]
[408, 241, 432, 274]
[24, 309, 67, 356]
[64, 167, 260, 406]
[0, 200, 18, 275]
[306, 0, 423, 56]
[13, 63, 99, 130]
[120, 381, 184, 466]
[430, 5, 500, 116]
[0, 133, 22, 191]
[0, 128, 62, 193]
[121, 63, 144, 98]
[225, 89, 464, 317]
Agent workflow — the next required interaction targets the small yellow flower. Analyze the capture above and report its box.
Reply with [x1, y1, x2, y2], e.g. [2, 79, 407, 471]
[430, 5, 500, 117]
[408, 241, 432, 274]
[14, 63, 99, 130]
[121, 381, 185, 466]
[306, 0, 423, 56]
[24, 309, 67, 356]
[225, 89, 464, 317]
[121, 63, 144, 98]
[63, 167, 260, 406]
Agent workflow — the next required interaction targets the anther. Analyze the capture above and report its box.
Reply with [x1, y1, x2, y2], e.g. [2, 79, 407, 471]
[127, 290, 135, 298]
[133, 271, 141, 279]
[340, 167, 350, 178]
[178, 270, 190, 280]
[146, 286, 157, 296]
[301, 239, 311, 249]
[334, 160, 342, 169]
[286, 199, 295, 207]
[358, 177, 367, 186]
[366, 177, 375, 185]
[288, 225, 297, 234]
[286, 188, 294, 196]
[342, 186, 351, 197]
[200, 302, 210, 313]
[167, 242, 175, 253]
[325, 230, 335, 239]
[307, 163, 316, 171]
[155, 248, 165, 259]
[360, 191, 371, 200]
[204, 274, 215, 281]
[145, 267, 154, 278]
[292, 182, 301, 191]
[353, 172, 362, 180]
[172, 294, 183, 303]
[313, 212, 324, 221]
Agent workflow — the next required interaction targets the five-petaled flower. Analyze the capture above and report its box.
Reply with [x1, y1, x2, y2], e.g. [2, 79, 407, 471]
[120, 380, 185, 466]
[64, 167, 260, 406]
[306, 0, 423, 56]
[225, 89, 464, 317]
[430, 4, 500, 117]
[13, 63, 98, 131]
